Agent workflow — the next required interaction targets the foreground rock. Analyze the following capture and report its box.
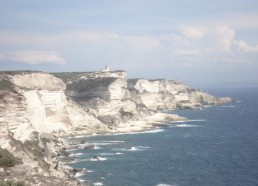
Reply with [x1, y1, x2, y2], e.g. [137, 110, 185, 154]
[0, 70, 232, 185]
[0, 165, 80, 186]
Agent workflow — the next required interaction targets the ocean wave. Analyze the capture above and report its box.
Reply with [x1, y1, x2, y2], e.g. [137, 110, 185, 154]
[77, 144, 102, 150]
[171, 124, 200, 128]
[71, 156, 108, 163]
[137, 146, 150, 149]
[144, 129, 164, 133]
[94, 182, 103, 186]
[70, 152, 84, 157]
[67, 135, 86, 139]
[90, 142, 115, 146]
[126, 146, 138, 151]
[204, 105, 213, 108]
[115, 152, 123, 155]
[96, 152, 124, 156]
[65, 148, 77, 152]
[220, 105, 236, 108]
[89, 156, 107, 161]
[126, 129, 164, 135]
[87, 169, 94, 173]
[94, 146, 101, 149]
[78, 178, 86, 183]
[98, 152, 118, 156]
[74, 172, 85, 178]
[115, 146, 150, 151]
[69, 159, 79, 163]
[109, 140, 125, 143]
[157, 184, 177, 186]
[170, 119, 206, 123]
[90, 140, 124, 146]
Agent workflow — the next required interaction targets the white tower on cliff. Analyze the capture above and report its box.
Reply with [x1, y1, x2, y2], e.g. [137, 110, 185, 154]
[100, 65, 109, 72]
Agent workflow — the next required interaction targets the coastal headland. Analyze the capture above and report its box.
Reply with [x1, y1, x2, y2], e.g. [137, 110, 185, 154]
[0, 70, 232, 185]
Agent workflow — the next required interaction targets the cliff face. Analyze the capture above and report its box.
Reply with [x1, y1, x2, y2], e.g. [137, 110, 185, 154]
[1, 72, 105, 138]
[6, 71, 66, 91]
[53, 71, 141, 129]
[0, 70, 232, 185]
[53, 71, 232, 128]
[0, 71, 108, 185]
[0, 70, 232, 141]
[128, 79, 232, 110]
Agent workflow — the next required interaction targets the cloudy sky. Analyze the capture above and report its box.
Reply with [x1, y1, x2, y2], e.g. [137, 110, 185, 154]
[0, 0, 258, 88]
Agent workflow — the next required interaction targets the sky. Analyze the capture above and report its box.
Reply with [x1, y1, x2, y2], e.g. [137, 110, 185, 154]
[0, 0, 258, 88]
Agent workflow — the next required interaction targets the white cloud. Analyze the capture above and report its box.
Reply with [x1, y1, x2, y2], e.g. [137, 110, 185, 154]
[55, 32, 160, 50]
[0, 51, 65, 65]
[123, 35, 160, 49]
[166, 25, 258, 64]
[0, 25, 257, 69]
[179, 25, 208, 40]
[177, 25, 236, 51]
[233, 40, 258, 53]
[219, 13, 258, 31]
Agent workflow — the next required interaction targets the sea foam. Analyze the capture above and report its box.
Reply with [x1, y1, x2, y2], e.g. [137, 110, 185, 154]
[94, 182, 103, 186]
[74, 172, 85, 178]
[172, 124, 199, 128]
[170, 119, 206, 123]
[220, 105, 236, 108]
[70, 152, 84, 157]
[126, 129, 164, 135]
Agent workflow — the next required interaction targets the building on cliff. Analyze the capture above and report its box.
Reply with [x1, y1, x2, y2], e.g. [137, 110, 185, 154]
[100, 65, 109, 72]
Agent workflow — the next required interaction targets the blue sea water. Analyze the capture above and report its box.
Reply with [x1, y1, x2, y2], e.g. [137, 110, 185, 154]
[68, 87, 258, 186]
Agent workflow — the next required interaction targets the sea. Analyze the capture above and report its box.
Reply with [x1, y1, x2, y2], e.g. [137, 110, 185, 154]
[66, 87, 258, 186]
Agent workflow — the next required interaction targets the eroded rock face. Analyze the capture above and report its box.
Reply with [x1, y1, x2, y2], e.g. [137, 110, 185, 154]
[54, 71, 140, 128]
[0, 72, 108, 185]
[3, 71, 66, 91]
[0, 70, 232, 185]
[128, 79, 232, 110]
[1, 71, 232, 137]
[5, 132, 80, 185]
[0, 79, 27, 149]
[0, 79, 80, 184]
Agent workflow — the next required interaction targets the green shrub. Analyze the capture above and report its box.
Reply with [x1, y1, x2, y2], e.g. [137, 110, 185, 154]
[0, 79, 15, 91]
[0, 180, 27, 186]
[0, 148, 22, 167]
[66, 77, 117, 92]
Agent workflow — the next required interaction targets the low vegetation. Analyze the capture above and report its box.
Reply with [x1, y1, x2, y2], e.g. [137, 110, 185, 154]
[0, 180, 27, 186]
[0, 79, 16, 92]
[58, 77, 116, 92]
[0, 147, 22, 167]
[0, 70, 40, 76]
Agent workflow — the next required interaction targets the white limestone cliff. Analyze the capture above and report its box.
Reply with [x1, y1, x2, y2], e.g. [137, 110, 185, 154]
[6, 71, 66, 91]
[0, 72, 108, 185]
[128, 79, 232, 110]
[0, 70, 232, 185]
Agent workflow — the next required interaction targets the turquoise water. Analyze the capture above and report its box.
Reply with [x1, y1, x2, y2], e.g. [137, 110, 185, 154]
[68, 87, 258, 186]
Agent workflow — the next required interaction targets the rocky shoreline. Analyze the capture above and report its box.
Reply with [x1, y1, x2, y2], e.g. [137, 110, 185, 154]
[0, 70, 232, 185]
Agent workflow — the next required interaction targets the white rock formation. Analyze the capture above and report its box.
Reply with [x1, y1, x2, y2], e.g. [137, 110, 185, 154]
[6, 72, 66, 91]
[128, 79, 232, 110]
[0, 70, 232, 185]
[0, 72, 109, 184]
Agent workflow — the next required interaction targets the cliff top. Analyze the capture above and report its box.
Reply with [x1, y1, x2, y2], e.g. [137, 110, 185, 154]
[52, 70, 127, 82]
[0, 70, 44, 76]
[0, 71, 66, 91]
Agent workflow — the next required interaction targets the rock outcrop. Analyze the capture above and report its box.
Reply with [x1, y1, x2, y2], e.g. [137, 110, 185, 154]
[0, 72, 83, 185]
[127, 79, 232, 110]
[53, 71, 145, 129]
[0, 70, 232, 185]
